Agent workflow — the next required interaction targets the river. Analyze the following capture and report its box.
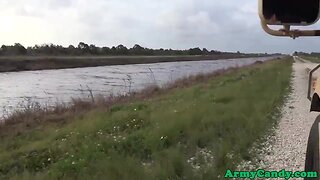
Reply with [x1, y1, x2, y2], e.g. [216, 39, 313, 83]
[0, 56, 278, 115]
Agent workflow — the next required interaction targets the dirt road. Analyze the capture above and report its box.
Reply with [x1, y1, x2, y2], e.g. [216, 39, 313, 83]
[260, 57, 319, 173]
[239, 57, 320, 178]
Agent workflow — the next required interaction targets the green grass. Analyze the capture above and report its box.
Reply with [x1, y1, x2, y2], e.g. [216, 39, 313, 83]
[0, 58, 292, 179]
[300, 55, 320, 63]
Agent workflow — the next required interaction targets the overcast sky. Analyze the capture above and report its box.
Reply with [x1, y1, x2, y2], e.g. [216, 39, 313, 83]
[1, 0, 320, 54]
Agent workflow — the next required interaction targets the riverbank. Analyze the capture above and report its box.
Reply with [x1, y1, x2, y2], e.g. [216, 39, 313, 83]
[0, 54, 268, 73]
[299, 55, 320, 63]
[0, 57, 292, 179]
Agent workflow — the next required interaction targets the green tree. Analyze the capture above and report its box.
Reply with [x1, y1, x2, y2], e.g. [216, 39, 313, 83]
[78, 42, 90, 54]
[116, 44, 129, 55]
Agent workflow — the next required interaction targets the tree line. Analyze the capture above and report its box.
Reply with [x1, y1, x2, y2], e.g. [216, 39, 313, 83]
[0, 43, 243, 56]
[294, 52, 319, 56]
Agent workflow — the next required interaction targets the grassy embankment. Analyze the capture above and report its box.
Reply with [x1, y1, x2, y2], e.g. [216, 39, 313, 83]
[0, 54, 264, 72]
[300, 55, 320, 63]
[0, 58, 292, 179]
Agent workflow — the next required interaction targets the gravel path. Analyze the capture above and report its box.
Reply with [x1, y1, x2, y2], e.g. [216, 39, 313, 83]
[239, 57, 320, 178]
[259, 58, 318, 170]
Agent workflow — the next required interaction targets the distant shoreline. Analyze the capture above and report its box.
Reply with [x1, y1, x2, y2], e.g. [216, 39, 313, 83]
[0, 54, 269, 73]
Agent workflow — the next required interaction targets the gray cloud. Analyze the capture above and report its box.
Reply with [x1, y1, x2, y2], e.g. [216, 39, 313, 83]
[0, 0, 320, 53]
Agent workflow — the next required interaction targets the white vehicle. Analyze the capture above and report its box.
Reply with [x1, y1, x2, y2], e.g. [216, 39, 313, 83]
[259, 0, 320, 176]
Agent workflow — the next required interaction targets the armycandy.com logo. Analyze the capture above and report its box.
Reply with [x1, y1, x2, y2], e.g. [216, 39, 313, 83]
[224, 169, 318, 179]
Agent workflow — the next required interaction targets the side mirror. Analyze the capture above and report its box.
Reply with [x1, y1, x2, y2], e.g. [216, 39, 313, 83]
[259, 0, 320, 26]
[259, 0, 320, 38]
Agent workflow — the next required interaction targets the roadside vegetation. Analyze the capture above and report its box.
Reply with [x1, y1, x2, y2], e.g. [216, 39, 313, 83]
[0, 58, 292, 179]
[300, 55, 320, 63]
